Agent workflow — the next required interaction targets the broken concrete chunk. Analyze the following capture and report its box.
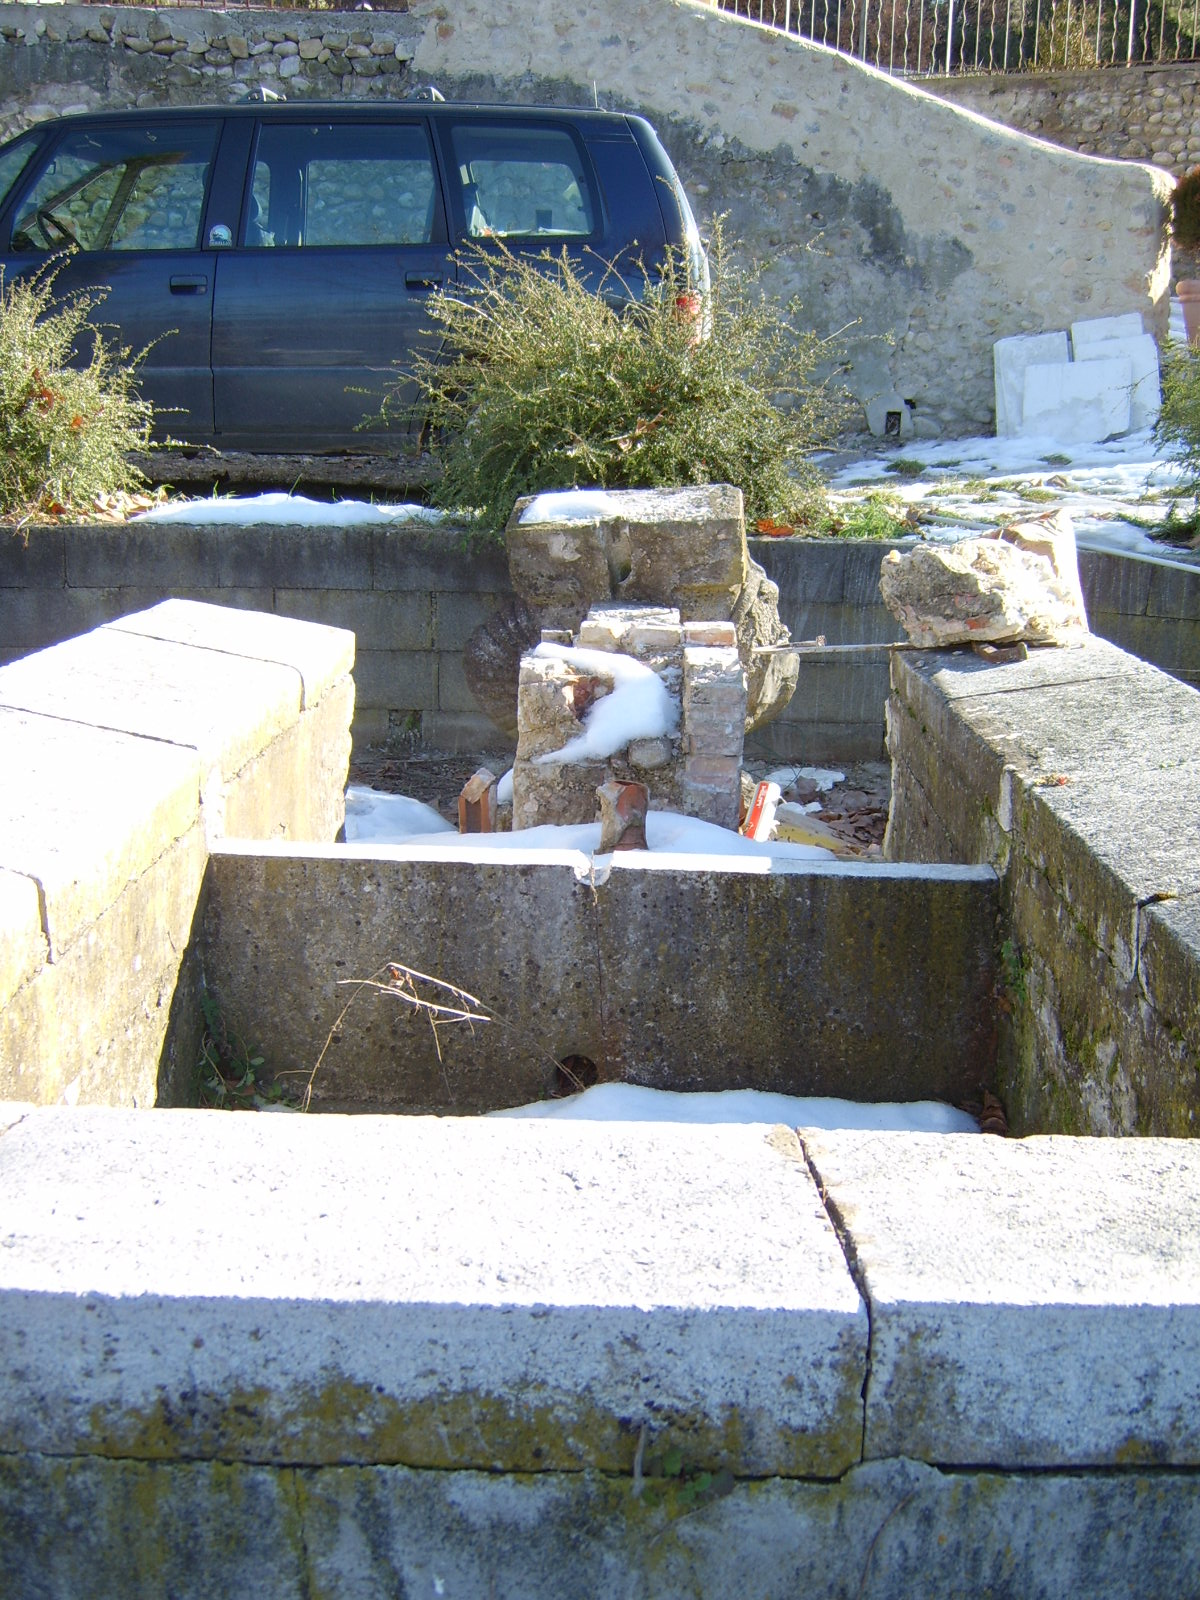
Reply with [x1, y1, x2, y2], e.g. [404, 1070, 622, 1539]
[458, 768, 498, 834]
[879, 512, 1090, 649]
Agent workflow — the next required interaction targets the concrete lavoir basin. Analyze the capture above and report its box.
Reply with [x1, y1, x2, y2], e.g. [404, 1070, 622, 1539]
[3, 600, 1200, 1596]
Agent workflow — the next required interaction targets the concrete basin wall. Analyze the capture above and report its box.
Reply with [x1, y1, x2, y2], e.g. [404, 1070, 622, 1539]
[203, 844, 999, 1112]
[2, 1104, 1199, 1596]
[3, 522, 1198, 760]
[0, 600, 355, 1108]
[886, 634, 1200, 1135]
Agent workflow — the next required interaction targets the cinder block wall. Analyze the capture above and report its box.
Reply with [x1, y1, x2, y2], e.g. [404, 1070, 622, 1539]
[885, 635, 1200, 1135]
[0, 599, 355, 1107]
[3, 525, 1197, 764]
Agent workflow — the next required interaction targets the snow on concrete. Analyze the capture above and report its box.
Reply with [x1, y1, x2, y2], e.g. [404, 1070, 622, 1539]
[340, 798, 834, 862]
[344, 787, 455, 843]
[490, 1079, 979, 1133]
[134, 493, 447, 527]
[517, 490, 625, 524]
[829, 430, 1199, 567]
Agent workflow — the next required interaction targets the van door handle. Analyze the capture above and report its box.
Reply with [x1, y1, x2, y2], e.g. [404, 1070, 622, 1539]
[404, 271, 444, 290]
[169, 276, 208, 295]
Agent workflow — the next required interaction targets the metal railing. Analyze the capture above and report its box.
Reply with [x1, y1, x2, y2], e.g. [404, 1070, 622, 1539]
[719, 0, 1200, 73]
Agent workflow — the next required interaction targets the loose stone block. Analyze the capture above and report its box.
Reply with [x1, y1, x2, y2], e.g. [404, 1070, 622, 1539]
[683, 619, 738, 647]
[994, 331, 1069, 435]
[627, 736, 673, 770]
[1070, 311, 1145, 352]
[1074, 332, 1161, 429]
[1021, 356, 1133, 442]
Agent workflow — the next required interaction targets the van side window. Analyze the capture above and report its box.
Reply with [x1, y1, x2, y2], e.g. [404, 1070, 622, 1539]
[448, 124, 596, 240]
[10, 124, 216, 252]
[247, 122, 439, 248]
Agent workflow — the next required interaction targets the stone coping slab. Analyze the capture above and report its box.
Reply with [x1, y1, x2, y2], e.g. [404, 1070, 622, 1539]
[0, 624, 302, 779]
[0, 1107, 867, 1477]
[112, 597, 355, 709]
[898, 638, 1200, 901]
[0, 707, 200, 963]
[801, 1128, 1200, 1468]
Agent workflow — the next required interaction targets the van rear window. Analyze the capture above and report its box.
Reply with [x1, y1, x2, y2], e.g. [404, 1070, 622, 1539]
[449, 124, 596, 241]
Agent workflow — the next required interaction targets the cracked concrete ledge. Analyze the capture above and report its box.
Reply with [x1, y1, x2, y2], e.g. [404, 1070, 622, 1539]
[2, 1107, 1200, 1596]
[887, 635, 1200, 1135]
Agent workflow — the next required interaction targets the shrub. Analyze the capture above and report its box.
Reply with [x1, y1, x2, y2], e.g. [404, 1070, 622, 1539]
[400, 229, 850, 539]
[827, 490, 912, 540]
[1153, 340, 1200, 537]
[0, 259, 154, 524]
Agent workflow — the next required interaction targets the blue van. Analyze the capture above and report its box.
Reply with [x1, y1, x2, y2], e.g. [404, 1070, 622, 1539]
[0, 101, 708, 457]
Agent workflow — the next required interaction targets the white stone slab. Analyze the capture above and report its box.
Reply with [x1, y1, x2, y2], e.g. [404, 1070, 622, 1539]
[0, 708, 200, 959]
[993, 332, 1069, 436]
[1070, 312, 1145, 353]
[0, 624, 302, 778]
[1074, 332, 1161, 429]
[0, 1110, 867, 1476]
[1020, 356, 1132, 442]
[112, 599, 355, 710]
[801, 1129, 1200, 1468]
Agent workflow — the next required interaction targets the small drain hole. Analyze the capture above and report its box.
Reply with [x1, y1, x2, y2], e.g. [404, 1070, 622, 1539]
[555, 1054, 599, 1096]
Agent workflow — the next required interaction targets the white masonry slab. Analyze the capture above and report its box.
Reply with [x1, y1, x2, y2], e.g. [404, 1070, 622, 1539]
[0, 624, 302, 778]
[1070, 312, 1145, 353]
[800, 1128, 1200, 1468]
[993, 331, 1069, 436]
[1020, 355, 1133, 442]
[0, 1108, 868, 1477]
[113, 597, 355, 709]
[1074, 332, 1161, 429]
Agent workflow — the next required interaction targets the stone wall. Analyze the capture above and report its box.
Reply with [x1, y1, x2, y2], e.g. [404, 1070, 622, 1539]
[0, 0, 1170, 438]
[886, 634, 1200, 1136]
[0, 599, 354, 1107]
[930, 60, 1200, 179]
